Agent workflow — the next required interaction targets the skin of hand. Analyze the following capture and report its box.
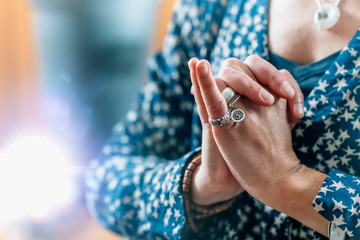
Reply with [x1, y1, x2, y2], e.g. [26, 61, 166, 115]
[193, 59, 329, 236]
[187, 56, 304, 205]
[217, 56, 304, 128]
[188, 58, 244, 205]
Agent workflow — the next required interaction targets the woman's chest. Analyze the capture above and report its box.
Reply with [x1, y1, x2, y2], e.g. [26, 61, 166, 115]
[206, 0, 360, 68]
[268, 0, 360, 65]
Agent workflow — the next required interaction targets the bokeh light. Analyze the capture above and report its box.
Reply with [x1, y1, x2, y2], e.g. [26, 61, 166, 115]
[0, 136, 75, 224]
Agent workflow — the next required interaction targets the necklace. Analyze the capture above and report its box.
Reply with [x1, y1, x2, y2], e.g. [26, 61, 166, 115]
[314, 0, 342, 30]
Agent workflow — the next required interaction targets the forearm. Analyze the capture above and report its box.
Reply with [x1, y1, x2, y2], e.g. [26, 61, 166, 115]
[277, 165, 328, 236]
[87, 151, 194, 238]
[251, 160, 329, 237]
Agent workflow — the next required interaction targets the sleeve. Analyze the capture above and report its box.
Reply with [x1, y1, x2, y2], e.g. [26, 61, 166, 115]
[311, 45, 360, 239]
[313, 169, 360, 239]
[85, 0, 222, 239]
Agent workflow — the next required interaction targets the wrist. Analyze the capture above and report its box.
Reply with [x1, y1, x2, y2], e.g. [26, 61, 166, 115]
[182, 155, 238, 232]
[192, 161, 242, 205]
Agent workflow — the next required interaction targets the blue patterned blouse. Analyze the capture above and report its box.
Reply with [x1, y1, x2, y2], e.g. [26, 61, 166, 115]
[86, 0, 360, 239]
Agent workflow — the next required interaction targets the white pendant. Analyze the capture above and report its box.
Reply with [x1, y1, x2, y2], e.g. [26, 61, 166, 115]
[314, 3, 341, 30]
[231, 109, 245, 122]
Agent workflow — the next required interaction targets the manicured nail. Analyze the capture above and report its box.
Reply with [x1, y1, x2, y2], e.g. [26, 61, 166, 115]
[259, 88, 275, 103]
[281, 81, 295, 97]
[295, 103, 304, 116]
[198, 62, 209, 75]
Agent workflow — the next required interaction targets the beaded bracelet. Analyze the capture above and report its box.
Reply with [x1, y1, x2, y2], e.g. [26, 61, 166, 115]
[181, 154, 237, 232]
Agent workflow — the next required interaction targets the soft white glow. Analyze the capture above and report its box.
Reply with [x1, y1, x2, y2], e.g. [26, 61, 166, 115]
[0, 136, 74, 224]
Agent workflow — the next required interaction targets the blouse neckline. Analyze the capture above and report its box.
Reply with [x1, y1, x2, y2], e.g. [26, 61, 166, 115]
[261, 0, 360, 66]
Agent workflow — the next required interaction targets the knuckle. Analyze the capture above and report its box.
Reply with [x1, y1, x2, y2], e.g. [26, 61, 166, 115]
[220, 67, 251, 87]
[223, 58, 242, 67]
[242, 77, 256, 90]
[267, 70, 281, 86]
[220, 66, 233, 76]
[214, 77, 227, 92]
[244, 55, 261, 64]
[279, 69, 293, 82]
[207, 99, 225, 115]
[220, 58, 249, 77]
[219, 66, 236, 79]
[279, 69, 296, 85]
[279, 69, 291, 76]
[235, 77, 256, 95]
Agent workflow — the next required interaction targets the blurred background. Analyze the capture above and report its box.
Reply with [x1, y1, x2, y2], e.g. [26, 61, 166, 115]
[0, 0, 176, 239]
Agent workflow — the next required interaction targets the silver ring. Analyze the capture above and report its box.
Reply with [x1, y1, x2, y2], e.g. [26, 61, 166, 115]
[222, 87, 236, 104]
[228, 94, 240, 108]
[209, 114, 229, 127]
[209, 93, 245, 126]
[227, 94, 245, 122]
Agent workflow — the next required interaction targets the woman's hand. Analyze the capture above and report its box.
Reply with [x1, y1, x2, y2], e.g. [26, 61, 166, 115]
[187, 55, 304, 205]
[214, 91, 299, 196]
[192, 58, 301, 200]
[188, 58, 244, 205]
[217, 56, 304, 128]
[193, 58, 329, 236]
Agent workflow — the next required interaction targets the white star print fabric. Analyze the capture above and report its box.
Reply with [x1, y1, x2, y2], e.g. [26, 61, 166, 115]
[313, 171, 360, 239]
[86, 0, 360, 239]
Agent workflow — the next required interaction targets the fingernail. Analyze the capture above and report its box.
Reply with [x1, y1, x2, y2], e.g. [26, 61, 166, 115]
[295, 103, 304, 116]
[259, 88, 275, 103]
[188, 59, 192, 69]
[281, 81, 295, 97]
[198, 62, 209, 75]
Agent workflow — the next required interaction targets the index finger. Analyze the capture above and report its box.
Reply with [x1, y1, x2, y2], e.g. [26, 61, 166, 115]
[195, 60, 228, 121]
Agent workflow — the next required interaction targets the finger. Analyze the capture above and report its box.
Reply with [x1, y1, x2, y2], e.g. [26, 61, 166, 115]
[195, 60, 228, 120]
[214, 77, 228, 92]
[244, 55, 304, 118]
[218, 58, 275, 105]
[279, 69, 304, 119]
[244, 55, 296, 99]
[219, 58, 257, 80]
[219, 66, 275, 105]
[188, 58, 210, 124]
